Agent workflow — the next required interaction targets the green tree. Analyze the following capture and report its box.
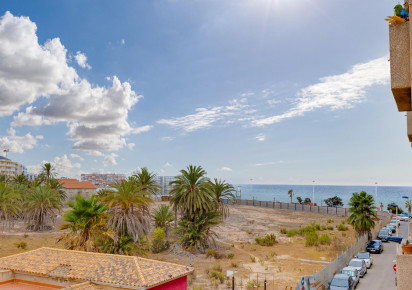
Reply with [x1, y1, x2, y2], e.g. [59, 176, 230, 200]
[387, 203, 403, 214]
[288, 189, 293, 203]
[24, 185, 62, 231]
[59, 195, 108, 251]
[304, 197, 311, 205]
[104, 178, 153, 241]
[39, 162, 56, 183]
[406, 200, 412, 217]
[169, 165, 213, 219]
[296, 196, 303, 204]
[348, 191, 377, 238]
[206, 178, 235, 219]
[11, 174, 29, 186]
[0, 181, 20, 230]
[152, 204, 174, 239]
[131, 167, 160, 196]
[324, 196, 344, 207]
[49, 178, 67, 201]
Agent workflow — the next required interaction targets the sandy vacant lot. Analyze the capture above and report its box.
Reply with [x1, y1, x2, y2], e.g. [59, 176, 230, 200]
[0, 204, 356, 289]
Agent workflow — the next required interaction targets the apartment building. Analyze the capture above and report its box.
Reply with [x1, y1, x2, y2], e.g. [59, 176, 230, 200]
[81, 173, 126, 188]
[156, 176, 176, 196]
[0, 156, 25, 178]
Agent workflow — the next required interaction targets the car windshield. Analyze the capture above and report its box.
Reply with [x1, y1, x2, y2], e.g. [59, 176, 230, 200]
[342, 270, 355, 277]
[368, 241, 379, 246]
[331, 278, 349, 287]
[379, 230, 389, 235]
[357, 253, 369, 259]
[349, 260, 362, 267]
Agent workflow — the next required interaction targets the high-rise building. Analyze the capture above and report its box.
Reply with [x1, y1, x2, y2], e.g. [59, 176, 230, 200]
[156, 176, 176, 196]
[81, 173, 126, 188]
[0, 156, 25, 178]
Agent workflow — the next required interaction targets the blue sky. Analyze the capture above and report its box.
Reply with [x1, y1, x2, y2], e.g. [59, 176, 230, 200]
[1, 0, 411, 186]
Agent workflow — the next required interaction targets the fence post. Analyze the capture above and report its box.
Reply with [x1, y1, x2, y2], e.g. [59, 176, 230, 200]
[232, 275, 234, 290]
[264, 279, 267, 290]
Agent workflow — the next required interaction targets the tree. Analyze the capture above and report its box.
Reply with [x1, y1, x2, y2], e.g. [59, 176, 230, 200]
[206, 178, 235, 219]
[296, 196, 303, 204]
[406, 200, 412, 217]
[132, 167, 160, 196]
[49, 178, 67, 201]
[39, 162, 56, 183]
[11, 174, 29, 186]
[0, 182, 20, 230]
[169, 165, 214, 219]
[24, 185, 62, 231]
[348, 191, 377, 238]
[387, 203, 403, 214]
[59, 195, 108, 251]
[288, 189, 293, 203]
[324, 196, 344, 207]
[152, 204, 174, 239]
[103, 178, 153, 241]
[304, 197, 311, 205]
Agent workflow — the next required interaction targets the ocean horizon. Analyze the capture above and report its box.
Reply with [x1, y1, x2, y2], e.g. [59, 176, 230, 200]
[233, 184, 412, 210]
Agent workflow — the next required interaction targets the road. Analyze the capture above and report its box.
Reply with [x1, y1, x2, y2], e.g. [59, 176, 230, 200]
[356, 221, 406, 290]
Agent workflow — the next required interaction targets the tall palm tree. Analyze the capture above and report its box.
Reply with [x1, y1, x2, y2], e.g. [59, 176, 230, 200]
[152, 204, 174, 240]
[348, 191, 377, 238]
[49, 178, 67, 201]
[132, 167, 160, 196]
[288, 189, 294, 203]
[39, 162, 56, 183]
[24, 184, 62, 231]
[206, 178, 235, 220]
[169, 165, 214, 219]
[11, 174, 29, 186]
[0, 182, 20, 230]
[59, 195, 108, 251]
[103, 178, 153, 241]
[406, 200, 412, 217]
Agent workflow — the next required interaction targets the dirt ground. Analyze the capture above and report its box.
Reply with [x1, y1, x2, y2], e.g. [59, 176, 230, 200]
[0, 204, 356, 290]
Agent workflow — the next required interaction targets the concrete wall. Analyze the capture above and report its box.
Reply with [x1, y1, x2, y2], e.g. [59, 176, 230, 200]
[0, 270, 13, 283]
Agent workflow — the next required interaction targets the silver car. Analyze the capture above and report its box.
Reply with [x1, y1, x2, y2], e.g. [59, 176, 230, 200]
[329, 273, 355, 290]
[341, 267, 359, 288]
[356, 251, 373, 268]
[348, 258, 367, 277]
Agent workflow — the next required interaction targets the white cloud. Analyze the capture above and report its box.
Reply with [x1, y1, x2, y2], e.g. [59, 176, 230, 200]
[27, 154, 81, 177]
[253, 56, 390, 126]
[161, 136, 175, 141]
[127, 143, 135, 150]
[267, 99, 281, 105]
[220, 167, 232, 172]
[121, 39, 126, 45]
[0, 128, 42, 153]
[74, 51, 91, 69]
[70, 153, 84, 161]
[132, 125, 153, 134]
[126, 166, 141, 176]
[157, 98, 252, 132]
[0, 12, 145, 153]
[164, 162, 172, 167]
[253, 161, 283, 167]
[256, 134, 266, 142]
[103, 153, 118, 167]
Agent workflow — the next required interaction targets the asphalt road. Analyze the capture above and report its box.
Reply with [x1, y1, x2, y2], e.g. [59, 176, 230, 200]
[356, 222, 406, 290]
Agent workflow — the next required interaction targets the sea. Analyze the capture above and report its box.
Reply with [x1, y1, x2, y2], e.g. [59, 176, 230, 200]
[233, 184, 412, 210]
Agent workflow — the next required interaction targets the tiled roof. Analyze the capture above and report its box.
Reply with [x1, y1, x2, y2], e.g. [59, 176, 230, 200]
[64, 282, 101, 289]
[0, 248, 193, 289]
[58, 179, 96, 190]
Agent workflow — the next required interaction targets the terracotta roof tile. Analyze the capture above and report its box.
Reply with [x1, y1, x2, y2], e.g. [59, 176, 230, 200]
[0, 248, 193, 289]
[58, 179, 96, 190]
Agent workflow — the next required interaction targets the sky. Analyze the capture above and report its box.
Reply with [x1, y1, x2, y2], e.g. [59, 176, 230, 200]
[0, 0, 411, 186]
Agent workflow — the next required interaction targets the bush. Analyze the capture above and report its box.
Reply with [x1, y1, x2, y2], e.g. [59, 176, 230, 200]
[336, 224, 348, 231]
[227, 252, 234, 259]
[206, 249, 216, 258]
[154, 227, 165, 240]
[327, 218, 334, 223]
[15, 241, 27, 250]
[305, 232, 319, 247]
[327, 225, 334, 230]
[255, 234, 276, 246]
[280, 228, 287, 234]
[212, 264, 222, 272]
[286, 229, 298, 237]
[230, 261, 238, 267]
[151, 238, 167, 253]
[320, 225, 327, 231]
[319, 234, 331, 245]
[208, 271, 224, 283]
[250, 245, 257, 251]
[340, 219, 346, 225]
[250, 256, 256, 263]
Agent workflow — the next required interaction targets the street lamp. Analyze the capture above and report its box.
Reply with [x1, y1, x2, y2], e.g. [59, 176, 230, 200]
[312, 180, 315, 205]
[375, 182, 378, 209]
[250, 179, 253, 200]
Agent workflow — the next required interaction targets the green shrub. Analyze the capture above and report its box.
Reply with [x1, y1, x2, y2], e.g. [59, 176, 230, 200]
[250, 245, 257, 251]
[305, 232, 319, 247]
[206, 249, 216, 258]
[151, 238, 167, 253]
[154, 227, 165, 240]
[230, 261, 238, 267]
[15, 241, 27, 250]
[336, 224, 348, 231]
[280, 228, 287, 234]
[327, 225, 334, 230]
[250, 255, 256, 263]
[319, 234, 331, 245]
[286, 229, 299, 237]
[327, 218, 334, 223]
[320, 225, 327, 231]
[255, 233, 276, 246]
[227, 252, 234, 259]
[208, 271, 224, 283]
[212, 264, 222, 272]
[340, 219, 346, 225]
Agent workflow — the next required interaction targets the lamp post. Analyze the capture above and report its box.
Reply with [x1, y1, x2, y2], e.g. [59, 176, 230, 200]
[375, 182, 378, 209]
[312, 180, 315, 205]
[250, 179, 253, 200]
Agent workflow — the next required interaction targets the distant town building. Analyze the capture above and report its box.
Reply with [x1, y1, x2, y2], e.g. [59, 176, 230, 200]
[58, 178, 96, 199]
[0, 247, 193, 289]
[0, 156, 25, 178]
[81, 173, 126, 188]
[156, 176, 176, 196]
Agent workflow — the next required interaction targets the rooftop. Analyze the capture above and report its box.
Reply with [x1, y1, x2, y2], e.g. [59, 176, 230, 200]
[57, 179, 96, 190]
[0, 248, 193, 289]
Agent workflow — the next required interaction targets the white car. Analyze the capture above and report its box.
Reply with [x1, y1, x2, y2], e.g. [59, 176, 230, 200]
[356, 251, 373, 269]
[399, 215, 409, 222]
[348, 258, 367, 277]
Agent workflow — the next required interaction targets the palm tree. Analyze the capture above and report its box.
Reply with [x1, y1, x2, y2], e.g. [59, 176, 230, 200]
[49, 178, 67, 201]
[288, 189, 294, 203]
[0, 182, 20, 230]
[39, 162, 56, 183]
[152, 204, 174, 239]
[59, 195, 108, 251]
[103, 178, 153, 241]
[132, 167, 160, 195]
[169, 165, 214, 219]
[206, 178, 235, 220]
[348, 191, 377, 238]
[11, 174, 29, 185]
[24, 184, 62, 231]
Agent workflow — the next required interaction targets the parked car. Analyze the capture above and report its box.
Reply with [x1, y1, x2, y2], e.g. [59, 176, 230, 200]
[341, 267, 360, 288]
[399, 215, 409, 222]
[391, 218, 400, 226]
[387, 224, 397, 233]
[378, 229, 391, 242]
[329, 273, 355, 290]
[356, 251, 373, 268]
[348, 258, 367, 277]
[366, 240, 383, 254]
[382, 227, 393, 236]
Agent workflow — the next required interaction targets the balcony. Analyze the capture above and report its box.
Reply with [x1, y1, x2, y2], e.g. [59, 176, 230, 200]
[390, 22, 411, 111]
